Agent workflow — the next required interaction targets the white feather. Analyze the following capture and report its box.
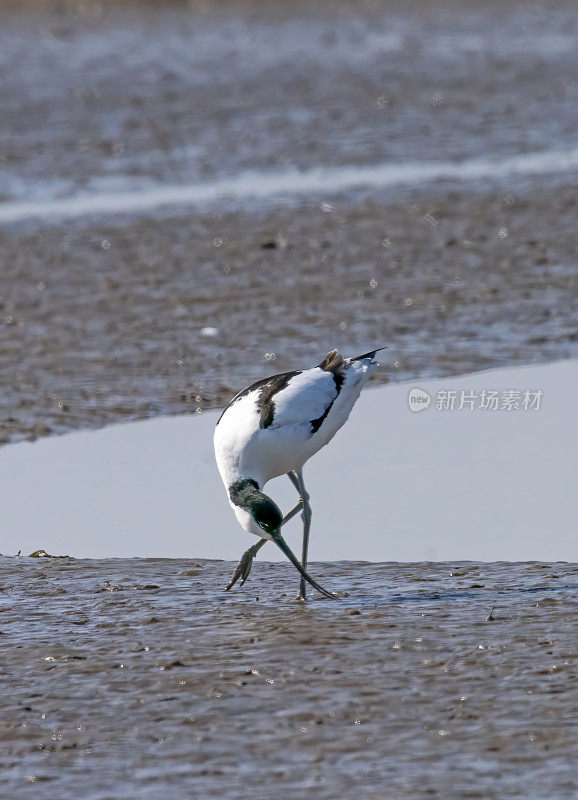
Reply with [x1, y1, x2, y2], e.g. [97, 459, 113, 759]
[266, 368, 337, 428]
[214, 357, 376, 523]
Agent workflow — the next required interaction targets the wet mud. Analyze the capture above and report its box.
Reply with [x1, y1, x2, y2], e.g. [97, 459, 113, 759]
[0, 558, 576, 798]
[2, 185, 577, 446]
[1, 0, 578, 444]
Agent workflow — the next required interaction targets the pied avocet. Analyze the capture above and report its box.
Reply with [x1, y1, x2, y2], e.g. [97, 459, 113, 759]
[214, 348, 383, 599]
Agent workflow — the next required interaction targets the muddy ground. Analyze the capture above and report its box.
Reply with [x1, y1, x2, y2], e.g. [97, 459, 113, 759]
[1, 184, 577, 445]
[1, 5, 577, 798]
[1, 0, 577, 444]
[0, 557, 576, 799]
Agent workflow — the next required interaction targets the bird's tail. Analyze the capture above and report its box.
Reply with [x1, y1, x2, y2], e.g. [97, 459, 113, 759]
[272, 533, 336, 600]
[349, 347, 387, 363]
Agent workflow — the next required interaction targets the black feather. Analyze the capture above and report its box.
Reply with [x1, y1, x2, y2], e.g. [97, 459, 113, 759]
[216, 370, 302, 427]
[310, 398, 336, 433]
[257, 371, 301, 428]
[349, 347, 387, 362]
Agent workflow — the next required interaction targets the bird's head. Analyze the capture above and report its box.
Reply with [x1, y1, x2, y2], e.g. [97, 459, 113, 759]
[228, 478, 282, 536]
[250, 494, 283, 535]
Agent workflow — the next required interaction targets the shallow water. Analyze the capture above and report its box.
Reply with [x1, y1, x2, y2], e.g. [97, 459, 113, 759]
[2, 1, 578, 207]
[1, 558, 576, 798]
[3, 146, 578, 224]
[3, 360, 577, 564]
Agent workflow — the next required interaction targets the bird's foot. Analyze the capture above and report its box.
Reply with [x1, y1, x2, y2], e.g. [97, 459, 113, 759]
[296, 578, 307, 602]
[226, 543, 261, 590]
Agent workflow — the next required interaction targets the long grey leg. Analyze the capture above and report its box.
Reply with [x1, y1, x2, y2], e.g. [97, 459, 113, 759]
[281, 499, 304, 527]
[289, 470, 312, 601]
[288, 471, 301, 494]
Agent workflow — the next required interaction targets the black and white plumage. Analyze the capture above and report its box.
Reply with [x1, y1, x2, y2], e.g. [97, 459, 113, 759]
[214, 347, 383, 599]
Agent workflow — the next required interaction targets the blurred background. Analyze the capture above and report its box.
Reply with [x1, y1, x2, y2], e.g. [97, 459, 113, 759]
[1, 0, 577, 446]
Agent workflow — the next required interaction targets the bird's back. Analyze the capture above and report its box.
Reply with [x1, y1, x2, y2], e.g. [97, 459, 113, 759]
[214, 349, 377, 488]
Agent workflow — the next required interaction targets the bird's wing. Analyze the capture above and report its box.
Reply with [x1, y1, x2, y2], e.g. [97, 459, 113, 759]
[266, 368, 340, 430]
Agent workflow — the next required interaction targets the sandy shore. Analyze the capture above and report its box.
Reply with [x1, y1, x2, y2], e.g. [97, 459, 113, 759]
[0, 557, 576, 798]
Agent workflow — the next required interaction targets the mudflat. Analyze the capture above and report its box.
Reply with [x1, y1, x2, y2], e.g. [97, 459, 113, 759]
[1, 0, 578, 444]
[0, 557, 576, 798]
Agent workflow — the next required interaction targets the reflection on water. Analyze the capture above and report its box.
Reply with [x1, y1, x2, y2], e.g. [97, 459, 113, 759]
[1, 557, 576, 798]
[2, 147, 578, 224]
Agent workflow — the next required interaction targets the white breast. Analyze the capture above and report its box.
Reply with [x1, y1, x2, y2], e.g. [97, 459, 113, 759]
[213, 388, 262, 486]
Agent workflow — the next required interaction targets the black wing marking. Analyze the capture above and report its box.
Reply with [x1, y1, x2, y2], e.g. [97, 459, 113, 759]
[310, 351, 347, 433]
[216, 370, 302, 427]
[257, 371, 302, 428]
[310, 396, 337, 433]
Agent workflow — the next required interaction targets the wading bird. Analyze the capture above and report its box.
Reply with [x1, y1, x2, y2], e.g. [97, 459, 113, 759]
[214, 348, 384, 599]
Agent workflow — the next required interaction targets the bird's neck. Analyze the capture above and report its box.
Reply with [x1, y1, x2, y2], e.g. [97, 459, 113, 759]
[228, 478, 282, 535]
[228, 478, 262, 511]
[216, 449, 264, 494]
